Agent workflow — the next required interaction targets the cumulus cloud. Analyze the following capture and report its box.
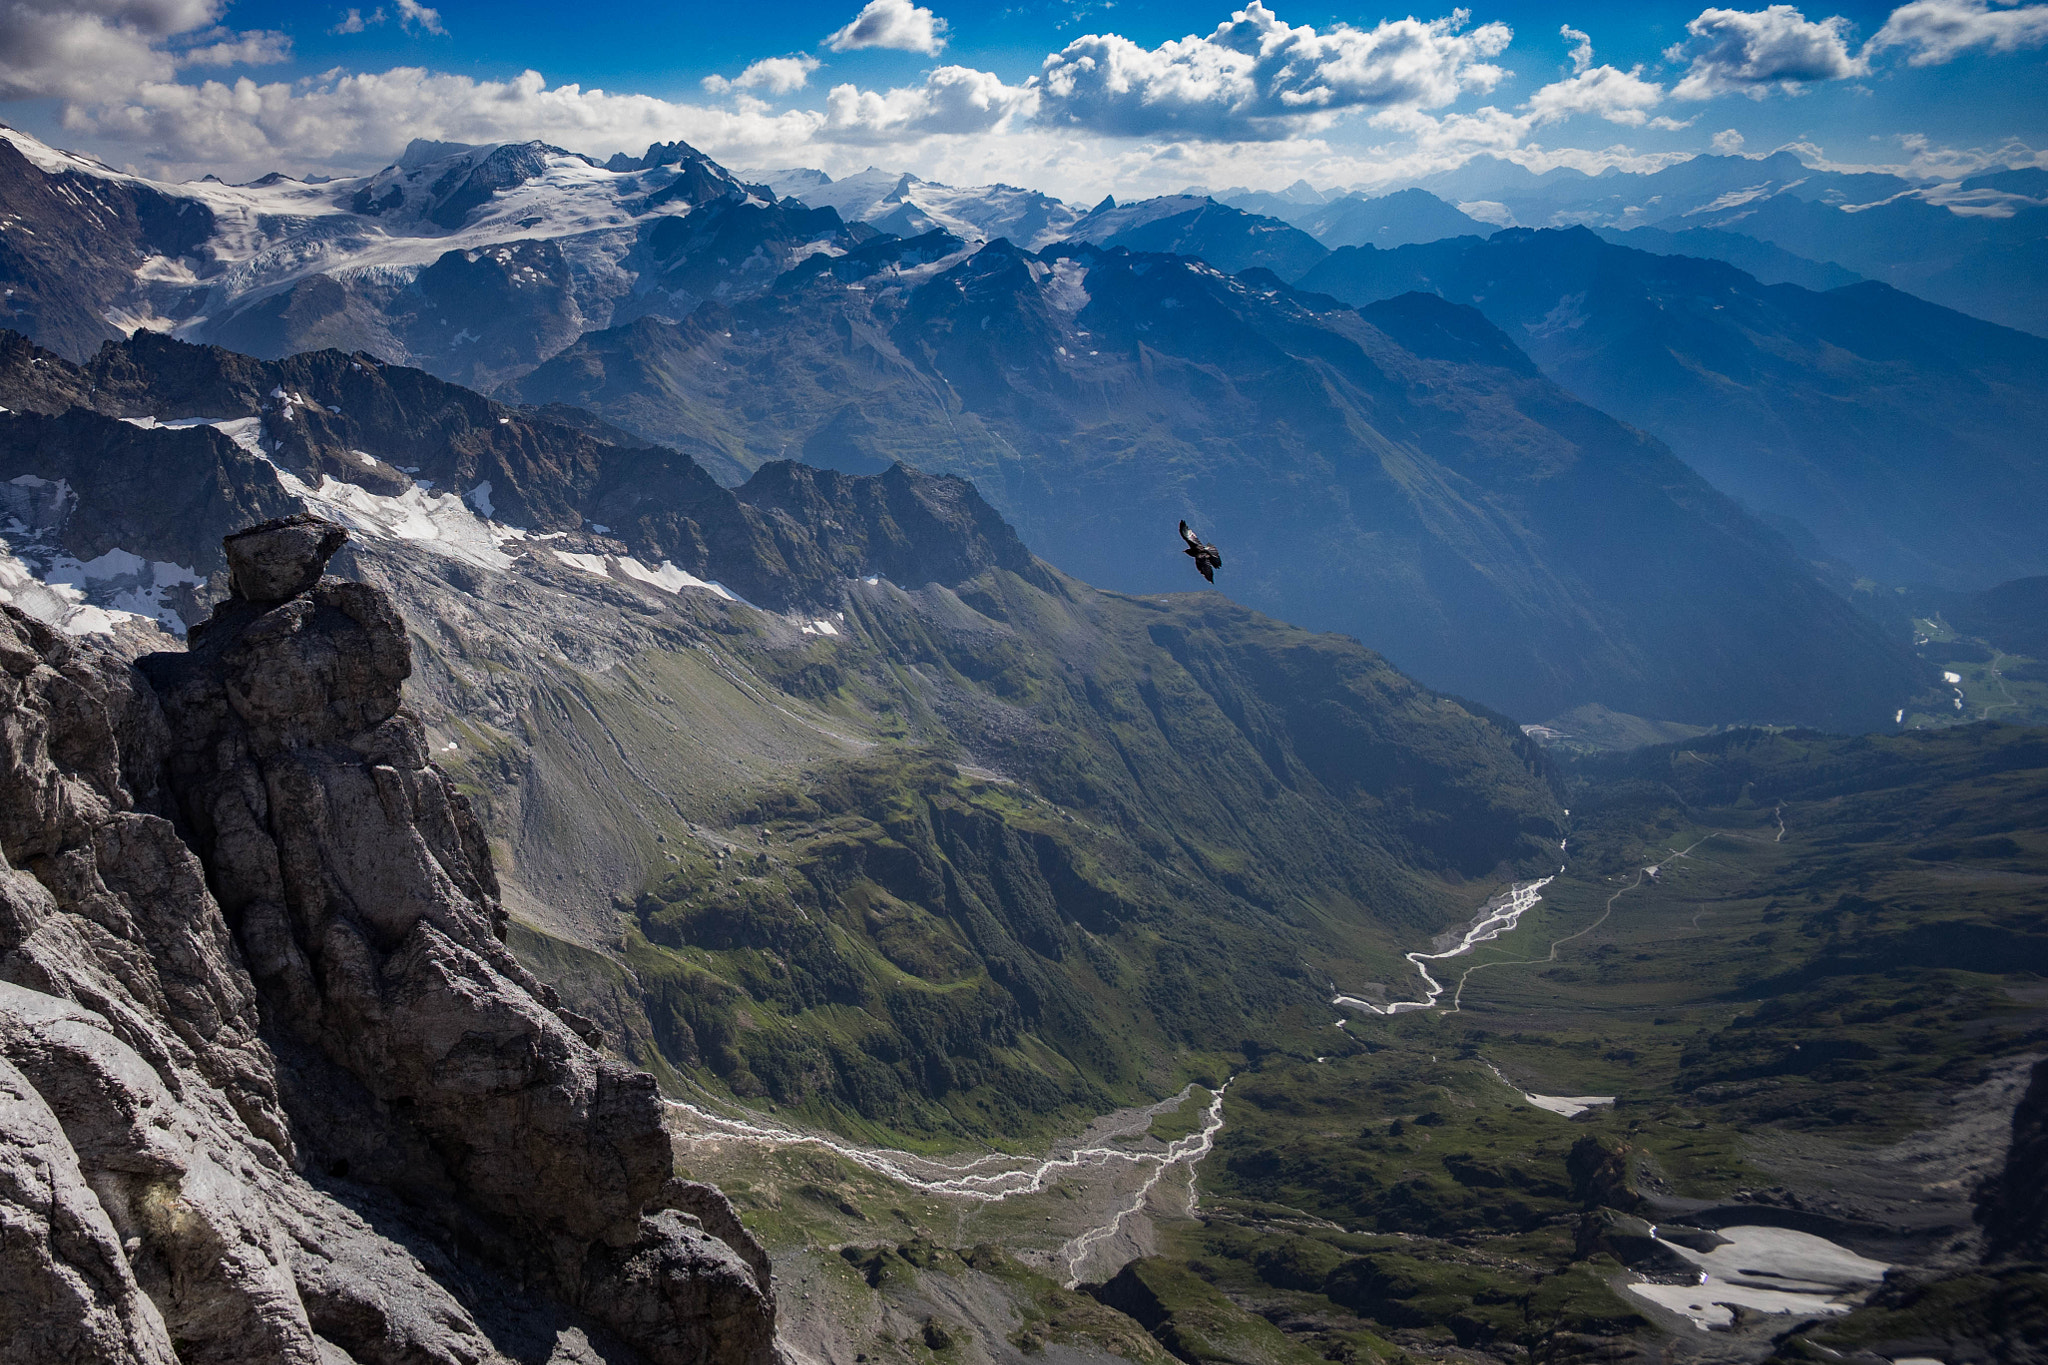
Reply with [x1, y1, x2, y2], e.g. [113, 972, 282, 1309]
[1667, 5, 1869, 98]
[0, 0, 287, 100]
[1034, 2, 1511, 140]
[1712, 126, 1746, 152]
[1866, 0, 2048, 64]
[702, 54, 821, 95]
[825, 0, 948, 54]
[1525, 24, 1666, 125]
[820, 65, 1036, 141]
[0, 1, 1724, 201]
[51, 61, 1035, 181]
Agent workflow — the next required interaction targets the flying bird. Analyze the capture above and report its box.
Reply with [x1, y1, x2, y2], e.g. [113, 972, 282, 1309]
[1179, 520, 1222, 583]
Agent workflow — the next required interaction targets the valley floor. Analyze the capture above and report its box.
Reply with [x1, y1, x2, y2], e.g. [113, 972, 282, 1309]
[605, 724, 2048, 1365]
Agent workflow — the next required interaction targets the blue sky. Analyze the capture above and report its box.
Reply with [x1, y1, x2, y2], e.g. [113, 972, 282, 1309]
[1, 0, 2043, 195]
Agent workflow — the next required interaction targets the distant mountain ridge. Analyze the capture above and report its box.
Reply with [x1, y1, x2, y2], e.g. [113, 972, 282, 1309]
[516, 236, 1927, 729]
[1298, 227, 2048, 590]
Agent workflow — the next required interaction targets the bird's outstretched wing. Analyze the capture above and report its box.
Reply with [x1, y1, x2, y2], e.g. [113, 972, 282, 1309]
[1197, 560, 1215, 583]
[1207, 549, 1223, 569]
[1179, 520, 1200, 549]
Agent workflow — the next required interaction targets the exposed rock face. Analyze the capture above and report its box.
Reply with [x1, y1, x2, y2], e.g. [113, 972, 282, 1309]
[141, 517, 775, 1361]
[0, 514, 776, 1362]
[224, 516, 351, 603]
[1980, 1057, 2048, 1262]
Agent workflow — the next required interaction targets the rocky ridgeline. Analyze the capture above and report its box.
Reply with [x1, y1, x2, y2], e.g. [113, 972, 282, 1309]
[0, 514, 775, 1364]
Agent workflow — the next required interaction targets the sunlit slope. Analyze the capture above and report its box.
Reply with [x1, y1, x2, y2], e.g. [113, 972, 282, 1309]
[381, 536, 1565, 1142]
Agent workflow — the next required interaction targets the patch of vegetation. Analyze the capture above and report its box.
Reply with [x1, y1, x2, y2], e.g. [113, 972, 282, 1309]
[594, 566, 1565, 1141]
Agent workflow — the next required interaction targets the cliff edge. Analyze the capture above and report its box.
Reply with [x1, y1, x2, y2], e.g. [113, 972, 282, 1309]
[0, 513, 775, 1364]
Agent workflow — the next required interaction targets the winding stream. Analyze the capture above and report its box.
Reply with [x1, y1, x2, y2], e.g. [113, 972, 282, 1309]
[666, 1084, 1223, 1203]
[1330, 873, 1559, 1016]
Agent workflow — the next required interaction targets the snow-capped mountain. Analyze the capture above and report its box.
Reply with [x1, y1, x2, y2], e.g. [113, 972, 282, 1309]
[0, 125, 859, 388]
[749, 165, 1084, 248]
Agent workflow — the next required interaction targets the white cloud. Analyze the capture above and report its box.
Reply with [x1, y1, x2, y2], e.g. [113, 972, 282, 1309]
[0, 0, 225, 99]
[1525, 24, 1666, 125]
[1034, 2, 1512, 140]
[2, 1, 1706, 203]
[1667, 6, 1869, 98]
[1711, 126, 1746, 152]
[1866, 0, 2048, 65]
[1778, 131, 2047, 178]
[174, 26, 290, 67]
[56, 67, 831, 178]
[820, 65, 1037, 141]
[396, 0, 444, 36]
[825, 0, 948, 55]
[703, 54, 821, 96]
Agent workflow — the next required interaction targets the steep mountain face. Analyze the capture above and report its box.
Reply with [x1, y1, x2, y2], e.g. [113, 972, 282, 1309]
[0, 329, 1565, 1142]
[0, 126, 863, 391]
[517, 238, 1923, 729]
[1066, 196, 1329, 280]
[1298, 227, 2048, 590]
[0, 134, 218, 361]
[0, 524, 776, 1363]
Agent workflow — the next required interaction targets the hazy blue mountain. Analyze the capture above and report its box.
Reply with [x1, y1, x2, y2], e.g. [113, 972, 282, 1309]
[1285, 189, 1492, 249]
[1593, 224, 1862, 291]
[517, 239, 1925, 728]
[1704, 188, 2048, 338]
[1404, 150, 2047, 335]
[1065, 195, 1329, 280]
[1298, 227, 2048, 590]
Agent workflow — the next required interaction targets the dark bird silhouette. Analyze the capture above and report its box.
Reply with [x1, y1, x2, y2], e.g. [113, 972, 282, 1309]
[1179, 520, 1222, 583]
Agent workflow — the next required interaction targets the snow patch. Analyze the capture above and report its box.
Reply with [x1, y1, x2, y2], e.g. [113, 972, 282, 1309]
[466, 481, 495, 518]
[552, 550, 610, 576]
[0, 541, 139, 636]
[1626, 1225, 1888, 1331]
[276, 470, 514, 572]
[559, 551, 741, 600]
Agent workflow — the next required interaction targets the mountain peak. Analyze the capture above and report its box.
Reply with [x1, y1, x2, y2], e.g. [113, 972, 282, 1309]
[398, 137, 486, 169]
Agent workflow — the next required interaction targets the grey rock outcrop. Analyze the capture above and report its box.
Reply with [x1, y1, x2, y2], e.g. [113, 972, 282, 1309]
[142, 516, 775, 1362]
[0, 512, 775, 1363]
[224, 515, 351, 604]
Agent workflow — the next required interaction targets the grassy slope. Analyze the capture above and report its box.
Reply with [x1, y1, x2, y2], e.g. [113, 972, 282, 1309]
[408, 546, 1562, 1145]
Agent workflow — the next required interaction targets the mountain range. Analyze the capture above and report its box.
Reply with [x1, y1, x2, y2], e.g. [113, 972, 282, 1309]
[1, 115, 2046, 1365]
[9, 118, 2045, 724]
[515, 237, 1927, 728]
[1297, 227, 2048, 591]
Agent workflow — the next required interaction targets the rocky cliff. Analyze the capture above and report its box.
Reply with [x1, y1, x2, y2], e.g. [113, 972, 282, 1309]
[0, 514, 775, 1364]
